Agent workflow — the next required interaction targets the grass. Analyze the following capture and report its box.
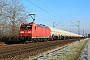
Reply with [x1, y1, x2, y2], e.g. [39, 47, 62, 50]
[55, 39, 89, 60]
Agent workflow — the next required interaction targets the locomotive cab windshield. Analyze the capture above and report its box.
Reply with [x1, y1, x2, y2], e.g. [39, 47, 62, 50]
[21, 25, 32, 30]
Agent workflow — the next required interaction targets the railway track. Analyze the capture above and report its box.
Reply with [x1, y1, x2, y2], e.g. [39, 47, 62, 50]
[0, 39, 78, 60]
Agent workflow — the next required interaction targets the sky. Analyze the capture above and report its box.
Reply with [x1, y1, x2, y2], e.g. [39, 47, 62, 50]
[21, 0, 90, 36]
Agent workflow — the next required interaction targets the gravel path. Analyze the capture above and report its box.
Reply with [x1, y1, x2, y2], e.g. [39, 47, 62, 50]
[78, 39, 90, 60]
[88, 40, 90, 60]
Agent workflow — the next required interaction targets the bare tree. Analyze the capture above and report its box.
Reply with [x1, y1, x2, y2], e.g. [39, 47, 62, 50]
[0, 0, 28, 37]
[0, 0, 9, 37]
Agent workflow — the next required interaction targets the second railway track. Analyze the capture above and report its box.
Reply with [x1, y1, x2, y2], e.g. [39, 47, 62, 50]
[0, 39, 79, 60]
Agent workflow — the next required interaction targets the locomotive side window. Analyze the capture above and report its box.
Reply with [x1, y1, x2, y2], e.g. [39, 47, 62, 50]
[35, 26, 36, 30]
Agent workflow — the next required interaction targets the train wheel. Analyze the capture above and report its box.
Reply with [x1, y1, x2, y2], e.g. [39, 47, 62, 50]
[51, 37, 54, 41]
[43, 38, 47, 42]
[33, 38, 37, 42]
[22, 41, 26, 44]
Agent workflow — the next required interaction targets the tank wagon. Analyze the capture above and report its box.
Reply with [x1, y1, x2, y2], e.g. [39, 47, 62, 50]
[20, 22, 83, 43]
[49, 27, 83, 40]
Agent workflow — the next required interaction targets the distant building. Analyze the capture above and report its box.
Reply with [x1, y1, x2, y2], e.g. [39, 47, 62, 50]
[88, 33, 90, 38]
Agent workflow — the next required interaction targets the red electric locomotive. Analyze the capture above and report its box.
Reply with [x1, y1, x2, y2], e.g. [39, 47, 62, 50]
[20, 22, 51, 43]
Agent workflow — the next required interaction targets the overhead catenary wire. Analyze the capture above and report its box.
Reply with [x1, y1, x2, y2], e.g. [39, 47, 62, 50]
[38, 0, 57, 14]
[21, 3, 53, 25]
[38, 0, 62, 19]
[36, 15, 51, 22]
[36, 15, 53, 27]
[26, 0, 61, 21]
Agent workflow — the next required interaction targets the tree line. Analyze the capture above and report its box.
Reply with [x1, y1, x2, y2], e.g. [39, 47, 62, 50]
[0, 0, 29, 37]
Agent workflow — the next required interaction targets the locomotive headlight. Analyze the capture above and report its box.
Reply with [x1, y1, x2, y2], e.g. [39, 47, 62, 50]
[20, 31, 24, 33]
[28, 31, 31, 33]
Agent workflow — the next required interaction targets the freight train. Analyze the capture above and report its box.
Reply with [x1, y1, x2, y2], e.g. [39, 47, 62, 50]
[19, 22, 83, 43]
[0, 22, 83, 44]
